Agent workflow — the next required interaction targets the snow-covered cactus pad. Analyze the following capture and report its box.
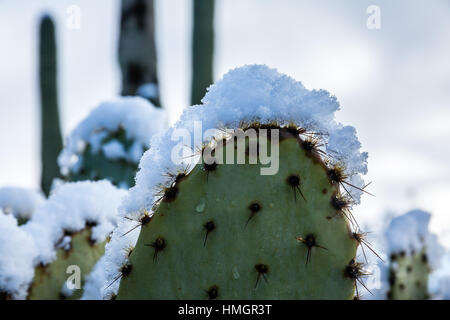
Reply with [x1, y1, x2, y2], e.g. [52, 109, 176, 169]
[0, 187, 45, 225]
[385, 210, 443, 300]
[0, 213, 37, 300]
[0, 181, 126, 300]
[102, 65, 371, 299]
[58, 97, 167, 188]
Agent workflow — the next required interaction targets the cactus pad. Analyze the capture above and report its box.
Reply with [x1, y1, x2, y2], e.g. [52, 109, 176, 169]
[28, 227, 106, 300]
[387, 250, 430, 300]
[116, 127, 361, 299]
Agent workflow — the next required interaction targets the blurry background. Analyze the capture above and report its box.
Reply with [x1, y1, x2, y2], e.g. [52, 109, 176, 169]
[0, 0, 449, 247]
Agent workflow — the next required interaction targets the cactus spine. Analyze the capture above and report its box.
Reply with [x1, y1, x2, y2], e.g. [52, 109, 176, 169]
[39, 15, 63, 196]
[116, 126, 364, 299]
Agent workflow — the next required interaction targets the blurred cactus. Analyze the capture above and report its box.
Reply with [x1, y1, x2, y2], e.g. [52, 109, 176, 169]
[191, 0, 215, 105]
[119, 0, 161, 107]
[39, 15, 63, 196]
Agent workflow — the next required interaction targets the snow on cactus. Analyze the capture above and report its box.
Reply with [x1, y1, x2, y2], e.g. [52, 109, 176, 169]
[0, 187, 45, 225]
[0, 212, 38, 300]
[58, 97, 167, 188]
[385, 209, 444, 300]
[98, 65, 372, 299]
[0, 181, 126, 300]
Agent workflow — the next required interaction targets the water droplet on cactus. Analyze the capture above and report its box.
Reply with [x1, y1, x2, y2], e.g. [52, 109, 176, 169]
[195, 199, 206, 213]
[232, 266, 240, 279]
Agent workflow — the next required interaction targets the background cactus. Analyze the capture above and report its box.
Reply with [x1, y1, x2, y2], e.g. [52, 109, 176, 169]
[387, 249, 430, 300]
[28, 227, 107, 300]
[0, 181, 125, 300]
[385, 210, 443, 300]
[58, 97, 167, 188]
[116, 127, 362, 299]
[39, 15, 63, 196]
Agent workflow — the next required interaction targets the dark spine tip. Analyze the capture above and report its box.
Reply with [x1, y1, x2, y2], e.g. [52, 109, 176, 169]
[249, 202, 261, 213]
[164, 186, 179, 202]
[327, 168, 342, 183]
[203, 161, 217, 171]
[206, 285, 219, 300]
[286, 174, 300, 187]
[255, 264, 268, 274]
[175, 173, 186, 182]
[140, 214, 151, 225]
[204, 221, 216, 232]
[121, 264, 133, 277]
[331, 195, 348, 211]
[151, 237, 166, 251]
[344, 259, 360, 280]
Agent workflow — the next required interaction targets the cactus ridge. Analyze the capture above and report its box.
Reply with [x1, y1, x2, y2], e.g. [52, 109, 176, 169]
[387, 250, 430, 300]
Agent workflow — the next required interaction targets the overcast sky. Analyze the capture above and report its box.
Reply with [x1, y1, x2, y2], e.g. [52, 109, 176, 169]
[1, 0, 449, 247]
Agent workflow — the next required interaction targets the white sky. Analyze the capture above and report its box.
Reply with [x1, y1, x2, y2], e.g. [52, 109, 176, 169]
[1, 0, 450, 246]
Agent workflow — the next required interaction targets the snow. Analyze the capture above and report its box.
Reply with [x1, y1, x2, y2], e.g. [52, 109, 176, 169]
[0, 212, 38, 299]
[0, 181, 125, 299]
[58, 97, 168, 176]
[100, 64, 369, 298]
[23, 181, 126, 266]
[429, 252, 450, 299]
[0, 186, 45, 220]
[137, 83, 158, 100]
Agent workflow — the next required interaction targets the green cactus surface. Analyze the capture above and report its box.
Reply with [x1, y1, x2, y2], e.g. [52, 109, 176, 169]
[28, 227, 106, 300]
[116, 127, 361, 299]
[387, 250, 430, 300]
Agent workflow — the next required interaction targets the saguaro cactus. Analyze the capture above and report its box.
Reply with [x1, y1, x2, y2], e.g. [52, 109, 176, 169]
[119, 0, 160, 106]
[191, 0, 215, 105]
[39, 15, 63, 196]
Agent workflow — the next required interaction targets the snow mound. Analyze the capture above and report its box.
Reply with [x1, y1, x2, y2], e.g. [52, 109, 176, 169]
[0, 212, 38, 300]
[58, 97, 167, 176]
[23, 180, 126, 266]
[0, 181, 126, 299]
[0, 187, 45, 220]
[101, 64, 369, 298]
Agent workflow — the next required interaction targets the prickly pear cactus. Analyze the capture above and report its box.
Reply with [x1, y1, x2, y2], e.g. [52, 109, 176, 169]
[387, 250, 430, 300]
[116, 127, 364, 299]
[27, 227, 107, 300]
[384, 209, 443, 300]
[67, 126, 138, 187]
